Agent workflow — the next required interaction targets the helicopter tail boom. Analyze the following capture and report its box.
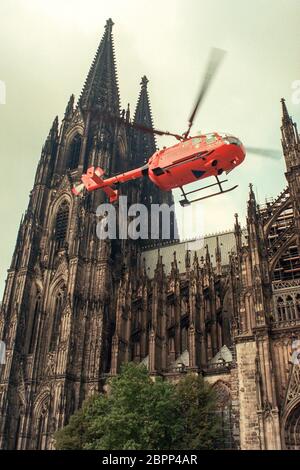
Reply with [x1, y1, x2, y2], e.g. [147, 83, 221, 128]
[81, 167, 119, 202]
[73, 165, 147, 202]
[71, 166, 119, 202]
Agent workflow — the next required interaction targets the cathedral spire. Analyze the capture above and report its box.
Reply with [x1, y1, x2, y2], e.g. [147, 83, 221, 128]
[154, 248, 165, 278]
[43, 116, 59, 156]
[64, 94, 75, 119]
[192, 251, 199, 273]
[205, 244, 211, 266]
[133, 76, 156, 165]
[281, 97, 290, 123]
[215, 236, 222, 275]
[247, 183, 258, 222]
[126, 103, 131, 123]
[280, 98, 300, 170]
[50, 116, 59, 138]
[78, 18, 120, 113]
[234, 213, 242, 253]
[171, 250, 178, 276]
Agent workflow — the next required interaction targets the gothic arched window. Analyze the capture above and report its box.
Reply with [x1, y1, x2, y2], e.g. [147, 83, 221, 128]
[168, 335, 175, 357]
[277, 296, 285, 322]
[54, 202, 69, 248]
[284, 402, 300, 449]
[28, 295, 41, 354]
[35, 399, 49, 450]
[181, 327, 188, 353]
[49, 291, 64, 351]
[286, 295, 296, 320]
[212, 381, 233, 449]
[68, 134, 82, 170]
[272, 244, 300, 282]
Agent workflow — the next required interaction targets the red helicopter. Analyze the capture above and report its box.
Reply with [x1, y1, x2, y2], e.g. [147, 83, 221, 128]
[72, 49, 279, 206]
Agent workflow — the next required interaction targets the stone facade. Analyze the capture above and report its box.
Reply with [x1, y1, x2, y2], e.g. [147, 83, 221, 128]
[0, 19, 300, 450]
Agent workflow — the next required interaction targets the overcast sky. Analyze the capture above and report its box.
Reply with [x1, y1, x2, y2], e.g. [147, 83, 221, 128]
[1, 0, 300, 298]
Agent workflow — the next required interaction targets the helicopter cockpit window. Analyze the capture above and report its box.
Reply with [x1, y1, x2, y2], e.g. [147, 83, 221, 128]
[206, 133, 217, 144]
[192, 137, 202, 146]
[224, 136, 241, 146]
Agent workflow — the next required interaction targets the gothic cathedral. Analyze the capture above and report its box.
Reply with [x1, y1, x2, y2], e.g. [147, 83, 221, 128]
[0, 19, 300, 450]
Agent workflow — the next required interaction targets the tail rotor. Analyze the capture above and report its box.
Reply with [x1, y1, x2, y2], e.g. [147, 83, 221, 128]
[72, 183, 85, 196]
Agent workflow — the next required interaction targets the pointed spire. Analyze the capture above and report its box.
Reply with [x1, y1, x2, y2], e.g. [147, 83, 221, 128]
[171, 251, 178, 274]
[44, 116, 59, 155]
[126, 103, 130, 123]
[280, 98, 300, 170]
[234, 212, 240, 231]
[247, 183, 258, 221]
[64, 94, 75, 118]
[154, 248, 164, 280]
[193, 251, 199, 274]
[156, 248, 162, 269]
[249, 183, 256, 203]
[199, 255, 205, 269]
[203, 245, 211, 285]
[205, 244, 211, 265]
[105, 18, 114, 34]
[234, 213, 242, 252]
[185, 249, 191, 269]
[141, 75, 149, 90]
[78, 19, 120, 113]
[215, 236, 222, 275]
[281, 97, 290, 122]
[133, 76, 156, 165]
[50, 116, 59, 138]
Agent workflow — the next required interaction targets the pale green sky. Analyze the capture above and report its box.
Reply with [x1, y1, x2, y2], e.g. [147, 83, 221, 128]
[1, 0, 300, 298]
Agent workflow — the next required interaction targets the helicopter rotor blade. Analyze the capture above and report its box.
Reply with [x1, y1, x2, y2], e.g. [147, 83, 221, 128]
[92, 109, 182, 141]
[129, 120, 183, 141]
[184, 48, 226, 139]
[246, 146, 282, 160]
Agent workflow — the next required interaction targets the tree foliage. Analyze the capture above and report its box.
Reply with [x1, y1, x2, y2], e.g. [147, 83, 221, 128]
[55, 363, 223, 450]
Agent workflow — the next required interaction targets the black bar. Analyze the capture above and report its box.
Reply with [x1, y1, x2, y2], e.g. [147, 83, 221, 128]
[0, 449, 296, 468]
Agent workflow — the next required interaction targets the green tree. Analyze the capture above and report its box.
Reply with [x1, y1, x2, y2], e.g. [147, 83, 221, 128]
[174, 374, 223, 450]
[55, 363, 222, 450]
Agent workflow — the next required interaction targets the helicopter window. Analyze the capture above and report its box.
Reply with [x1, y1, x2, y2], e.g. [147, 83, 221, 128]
[192, 169, 206, 179]
[206, 134, 217, 144]
[224, 136, 241, 146]
[152, 167, 165, 176]
[192, 137, 202, 146]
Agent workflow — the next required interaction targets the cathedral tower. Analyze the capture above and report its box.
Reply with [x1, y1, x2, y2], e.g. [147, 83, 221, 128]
[0, 19, 165, 450]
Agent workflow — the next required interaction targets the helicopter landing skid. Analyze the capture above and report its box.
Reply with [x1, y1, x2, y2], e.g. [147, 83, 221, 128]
[179, 177, 238, 206]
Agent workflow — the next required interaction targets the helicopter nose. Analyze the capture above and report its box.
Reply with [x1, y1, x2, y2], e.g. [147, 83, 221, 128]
[227, 140, 246, 168]
[239, 142, 246, 160]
